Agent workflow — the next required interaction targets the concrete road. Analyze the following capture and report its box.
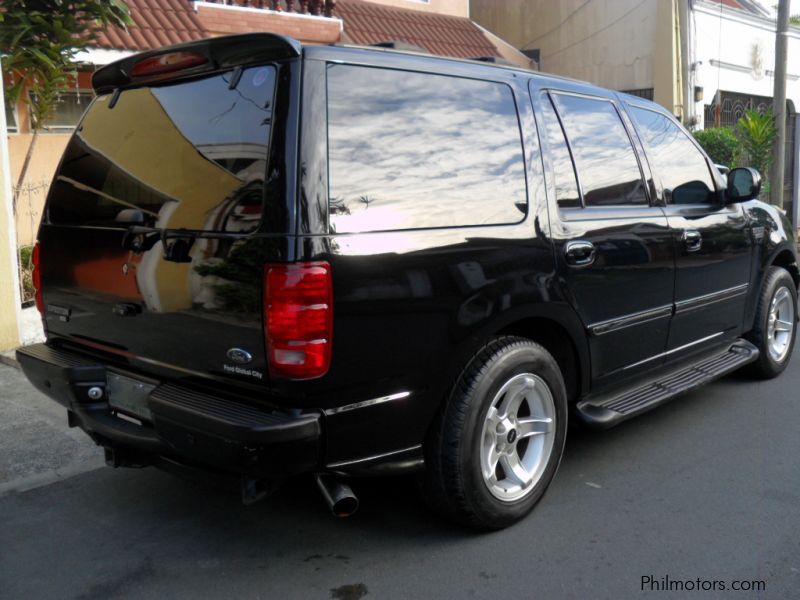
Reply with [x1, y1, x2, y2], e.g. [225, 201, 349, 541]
[1, 355, 799, 600]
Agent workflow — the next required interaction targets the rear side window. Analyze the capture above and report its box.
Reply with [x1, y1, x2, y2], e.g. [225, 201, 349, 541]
[629, 106, 716, 205]
[552, 93, 647, 207]
[326, 65, 527, 233]
[539, 94, 580, 209]
[48, 65, 276, 232]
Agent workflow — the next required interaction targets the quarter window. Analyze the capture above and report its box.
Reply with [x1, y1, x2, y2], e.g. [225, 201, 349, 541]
[629, 106, 716, 205]
[552, 93, 647, 207]
[540, 94, 580, 208]
[327, 65, 528, 233]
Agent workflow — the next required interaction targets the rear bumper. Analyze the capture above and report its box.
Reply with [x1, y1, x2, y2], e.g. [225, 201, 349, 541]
[16, 343, 321, 478]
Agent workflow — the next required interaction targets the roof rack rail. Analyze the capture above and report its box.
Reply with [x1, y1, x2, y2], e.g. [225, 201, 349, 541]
[470, 56, 516, 67]
[369, 40, 428, 54]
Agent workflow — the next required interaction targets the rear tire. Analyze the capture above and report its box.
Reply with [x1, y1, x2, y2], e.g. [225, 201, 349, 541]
[419, 336, 567, 530]
[746, 266, 797, 379]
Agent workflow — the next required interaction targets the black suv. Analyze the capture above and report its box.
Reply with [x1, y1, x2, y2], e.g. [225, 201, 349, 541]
[18, 34, 798, 529]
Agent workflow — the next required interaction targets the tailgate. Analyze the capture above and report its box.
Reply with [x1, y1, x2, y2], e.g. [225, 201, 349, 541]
[38, 44, 296, 386]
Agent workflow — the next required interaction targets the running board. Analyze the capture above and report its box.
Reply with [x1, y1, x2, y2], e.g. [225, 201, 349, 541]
[576, 339, 759, 429]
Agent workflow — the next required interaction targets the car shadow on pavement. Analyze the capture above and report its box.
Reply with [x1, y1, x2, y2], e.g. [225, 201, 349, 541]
[3, 360, 797, 599]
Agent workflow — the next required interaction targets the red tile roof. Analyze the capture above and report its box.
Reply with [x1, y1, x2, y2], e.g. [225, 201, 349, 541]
[334, 0, 499, 59]
[713, 0, 745, 9]
[95, 0, 500, 61]
[96, 0, 206, 51]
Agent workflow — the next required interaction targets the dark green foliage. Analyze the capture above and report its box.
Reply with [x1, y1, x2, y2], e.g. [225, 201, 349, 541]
[0, 0, 131, 127]
[18, 245, 34, 304]
[693, 128, 739, 168]
[735, 109, 776, 186]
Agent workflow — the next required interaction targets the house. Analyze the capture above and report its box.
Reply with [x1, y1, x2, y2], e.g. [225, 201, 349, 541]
[0, 0, 532, 350]
[690, 0, 799, 222]
[4, 0, 532, 247]
[470, 0, 800, 221]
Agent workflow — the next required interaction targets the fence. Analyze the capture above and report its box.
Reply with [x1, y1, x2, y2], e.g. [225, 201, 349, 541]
[203, 0, 337, 16]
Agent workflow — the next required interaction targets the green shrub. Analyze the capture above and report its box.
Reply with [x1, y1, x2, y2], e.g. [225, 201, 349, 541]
[735, 109, 776, 182]
[693, 127, 739, 168]
[18, 245, 35, 305]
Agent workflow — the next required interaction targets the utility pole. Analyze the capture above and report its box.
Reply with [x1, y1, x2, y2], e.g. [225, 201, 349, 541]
[771, 0, 790, 209]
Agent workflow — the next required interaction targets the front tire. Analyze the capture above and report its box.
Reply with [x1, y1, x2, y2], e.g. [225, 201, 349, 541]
[747, 266, 798, 378]
[420, 336, 568, 530]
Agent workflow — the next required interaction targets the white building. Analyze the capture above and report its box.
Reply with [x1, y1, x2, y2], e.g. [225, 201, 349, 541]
[471, 0, 800, 225]
[689, 0, 800, 220]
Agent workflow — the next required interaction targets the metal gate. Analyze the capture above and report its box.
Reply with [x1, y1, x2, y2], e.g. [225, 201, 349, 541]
[703, 90, 773, 128]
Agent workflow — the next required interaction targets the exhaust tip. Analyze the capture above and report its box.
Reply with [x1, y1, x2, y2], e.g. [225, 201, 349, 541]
[316, 474, 359, 518]
[332, 494, 359, 518]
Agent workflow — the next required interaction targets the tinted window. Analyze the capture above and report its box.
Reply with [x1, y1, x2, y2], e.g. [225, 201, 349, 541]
[629, 106, 716, 205]
[552, 94, 647, 207]
[49, 65, 276, 232]
[540, 94, 580, 208]
[327, 65, 527, 233]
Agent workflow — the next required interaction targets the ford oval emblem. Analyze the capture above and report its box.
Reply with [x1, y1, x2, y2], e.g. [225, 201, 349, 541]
[227, 348, 253, 365]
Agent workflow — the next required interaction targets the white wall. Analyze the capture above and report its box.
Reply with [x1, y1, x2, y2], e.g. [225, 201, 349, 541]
[691, 1, 800, 125]
[691, 0, 800, 221]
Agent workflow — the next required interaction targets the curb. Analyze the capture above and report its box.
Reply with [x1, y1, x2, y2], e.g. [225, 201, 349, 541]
[0, 351, 20, 369]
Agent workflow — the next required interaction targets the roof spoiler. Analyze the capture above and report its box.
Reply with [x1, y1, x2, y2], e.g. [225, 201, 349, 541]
[92, 33, 301, 94]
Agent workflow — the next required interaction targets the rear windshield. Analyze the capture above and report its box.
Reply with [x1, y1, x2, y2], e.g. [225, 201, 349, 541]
[48, 65, 276, 232]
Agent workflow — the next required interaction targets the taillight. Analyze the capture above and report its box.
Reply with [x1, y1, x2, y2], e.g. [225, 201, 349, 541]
[130, 51, 207, 78]
[264, 262, 333, 379]
[31, 242, 44, 315]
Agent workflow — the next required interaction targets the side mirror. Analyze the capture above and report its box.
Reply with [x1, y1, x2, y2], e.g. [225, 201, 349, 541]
[726, 167, 761, 202]
[715, 164, 730, 176]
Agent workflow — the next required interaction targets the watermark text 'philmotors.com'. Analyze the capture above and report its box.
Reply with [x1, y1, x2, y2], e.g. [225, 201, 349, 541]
[641, 575, 766, 593]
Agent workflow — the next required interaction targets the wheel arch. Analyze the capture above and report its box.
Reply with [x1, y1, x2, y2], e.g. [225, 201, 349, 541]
[445, 304, 590, 405]
[494, 316, 586, 403]
[770, 248, 800, 289]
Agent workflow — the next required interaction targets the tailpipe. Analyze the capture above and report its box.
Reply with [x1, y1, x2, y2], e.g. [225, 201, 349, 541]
[315, 474, 359, 517]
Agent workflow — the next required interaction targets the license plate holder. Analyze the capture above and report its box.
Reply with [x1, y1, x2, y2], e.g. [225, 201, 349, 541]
[107, 372, 155, 421]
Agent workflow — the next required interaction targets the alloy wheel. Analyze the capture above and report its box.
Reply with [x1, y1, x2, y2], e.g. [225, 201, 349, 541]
[767, 286, 795, 363]
[479, 373, 556, 502]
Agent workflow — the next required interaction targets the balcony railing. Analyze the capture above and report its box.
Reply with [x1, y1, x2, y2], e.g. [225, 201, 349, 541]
[202, 1, 337, 18]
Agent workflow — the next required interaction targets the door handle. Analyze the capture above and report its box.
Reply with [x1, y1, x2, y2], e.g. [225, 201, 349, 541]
[565, 240, 596, 267]
[683, 229, 702, 253]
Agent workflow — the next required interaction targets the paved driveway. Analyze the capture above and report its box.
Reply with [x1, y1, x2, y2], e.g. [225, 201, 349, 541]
[1, 356, 799, 599]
